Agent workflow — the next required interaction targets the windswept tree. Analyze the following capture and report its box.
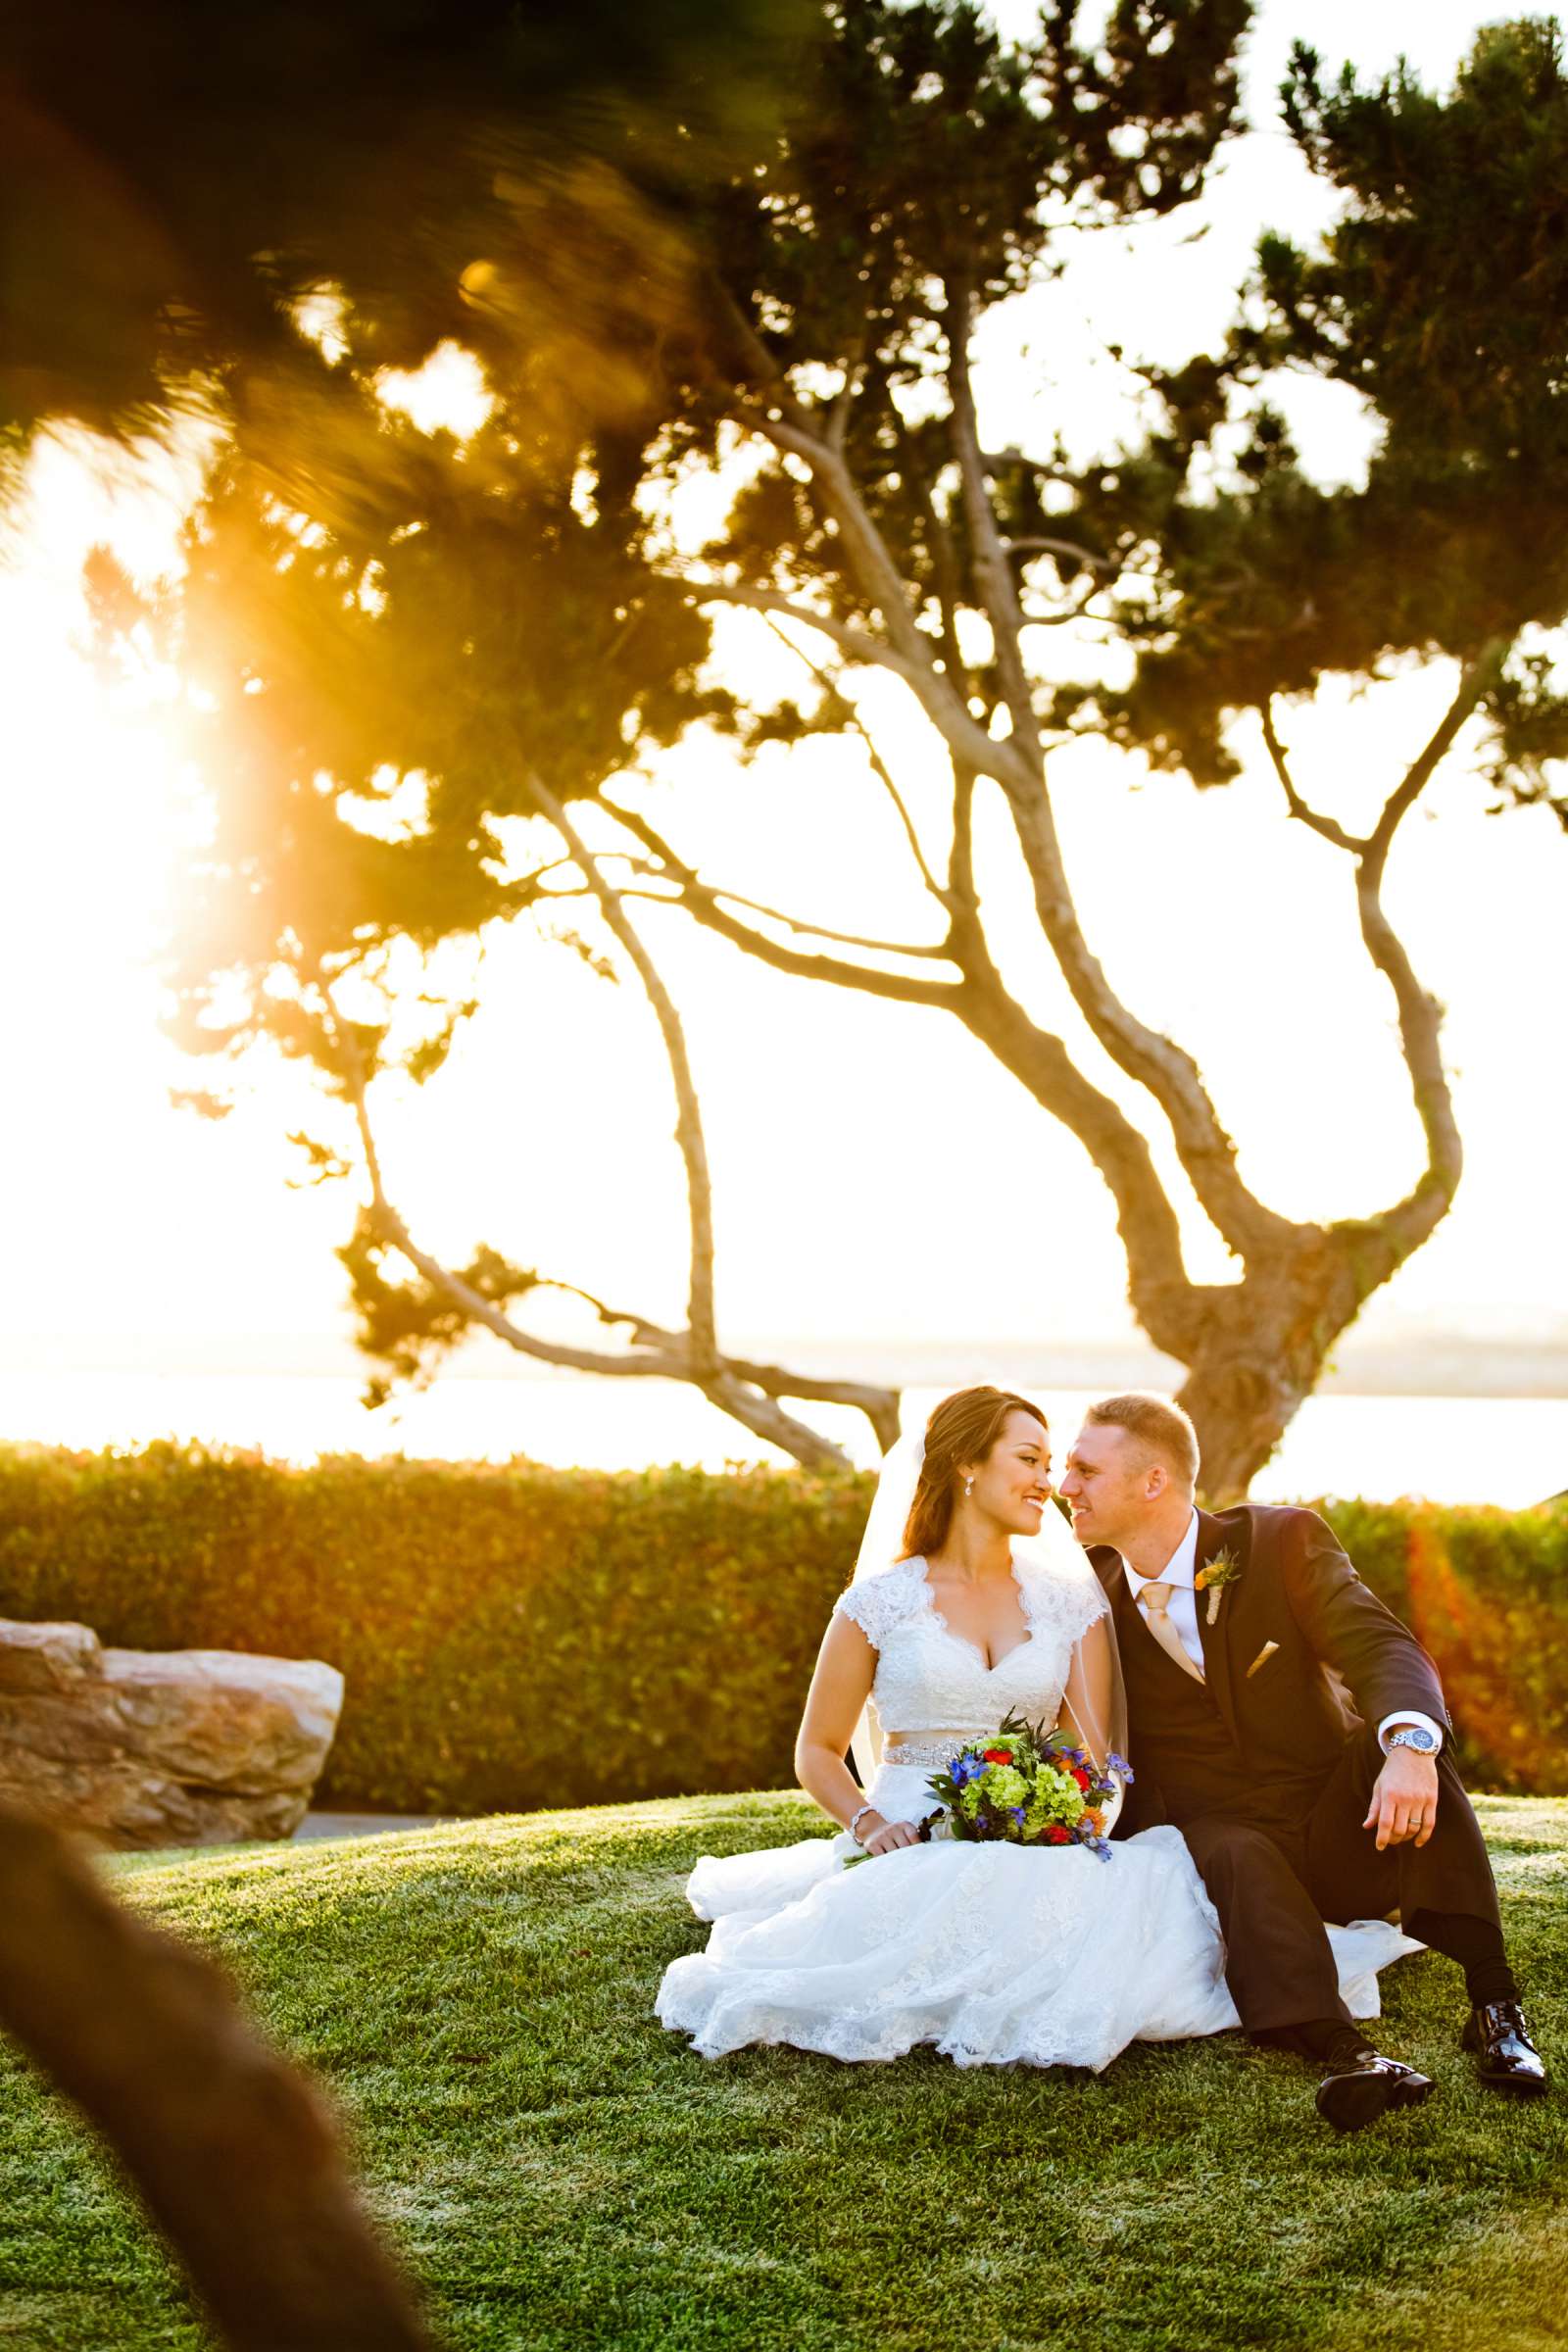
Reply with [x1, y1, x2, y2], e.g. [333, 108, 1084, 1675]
[553, 3, 1563, 1493]
[98, 3, 1567, 1490]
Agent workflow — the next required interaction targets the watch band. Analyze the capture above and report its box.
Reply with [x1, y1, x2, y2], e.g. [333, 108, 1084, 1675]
[1386, 1725, 1439, 1753]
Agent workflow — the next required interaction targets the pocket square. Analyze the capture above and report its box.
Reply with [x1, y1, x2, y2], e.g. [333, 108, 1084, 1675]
[1246, 1641, 1280, 1680]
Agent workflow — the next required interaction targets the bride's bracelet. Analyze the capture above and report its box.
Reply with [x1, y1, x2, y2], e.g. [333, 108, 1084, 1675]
[848, 1803, 878, 1845]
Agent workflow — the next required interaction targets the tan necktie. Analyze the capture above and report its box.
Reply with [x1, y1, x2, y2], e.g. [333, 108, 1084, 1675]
[1137, 1582, 1205, 1685]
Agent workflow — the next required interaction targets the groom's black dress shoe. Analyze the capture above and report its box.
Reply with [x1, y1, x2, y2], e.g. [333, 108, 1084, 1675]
[1315, 2050, 1435, 2133]
[1463, 2001, 1549, 2096]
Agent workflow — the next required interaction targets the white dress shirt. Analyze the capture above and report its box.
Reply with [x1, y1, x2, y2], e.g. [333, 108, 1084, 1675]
[1120, 1509, 1442, 1753]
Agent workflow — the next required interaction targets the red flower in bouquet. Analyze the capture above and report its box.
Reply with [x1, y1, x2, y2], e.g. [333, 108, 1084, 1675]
[1044, 1826, 1071, 1845]
[1070, 1766, 1091, 1790]
[982, 1747, 1015, 1764]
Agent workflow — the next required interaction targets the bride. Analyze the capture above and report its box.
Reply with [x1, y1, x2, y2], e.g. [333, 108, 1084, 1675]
[657, 1386, 1410, 2072]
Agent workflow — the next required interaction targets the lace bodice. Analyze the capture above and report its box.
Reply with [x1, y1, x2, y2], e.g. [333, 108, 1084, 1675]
[834, 1555, 1108, 1739]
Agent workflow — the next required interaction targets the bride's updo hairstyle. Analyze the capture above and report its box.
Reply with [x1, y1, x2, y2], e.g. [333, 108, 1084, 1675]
[901, 1385, 1047, 1559]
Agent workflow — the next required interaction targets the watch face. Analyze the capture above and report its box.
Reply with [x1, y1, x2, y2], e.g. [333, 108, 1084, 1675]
[1396, 1728, 1436, 1751]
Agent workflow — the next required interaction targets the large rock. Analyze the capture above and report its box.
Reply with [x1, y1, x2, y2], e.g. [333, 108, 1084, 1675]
[0, 1617, 344, 1848]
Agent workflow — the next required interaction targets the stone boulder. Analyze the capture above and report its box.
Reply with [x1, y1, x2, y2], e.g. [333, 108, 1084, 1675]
[0, 1617, 344, 1848]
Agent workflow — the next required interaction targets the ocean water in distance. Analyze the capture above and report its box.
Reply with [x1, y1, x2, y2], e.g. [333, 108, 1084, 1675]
[0, 1367, 1562, 1508]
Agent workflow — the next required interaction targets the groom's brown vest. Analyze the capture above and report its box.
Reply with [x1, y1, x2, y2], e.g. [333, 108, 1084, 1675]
[1108, 1581, 1254, 1823]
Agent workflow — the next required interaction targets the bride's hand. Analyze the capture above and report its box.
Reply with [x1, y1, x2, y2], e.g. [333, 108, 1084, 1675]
[858, 1813, 920, 1857]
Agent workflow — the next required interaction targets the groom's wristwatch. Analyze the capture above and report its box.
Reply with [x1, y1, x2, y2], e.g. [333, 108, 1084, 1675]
[1385, 1725, 1440, 1755]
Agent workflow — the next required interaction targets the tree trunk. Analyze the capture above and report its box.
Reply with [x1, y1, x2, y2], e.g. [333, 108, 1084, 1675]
[1174, 1236, 1366, 1502]
[1176, 1350, 1316, 1505]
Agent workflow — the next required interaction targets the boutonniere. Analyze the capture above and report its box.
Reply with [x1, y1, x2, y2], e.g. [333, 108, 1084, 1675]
[1194, 1546, 1242, 1626]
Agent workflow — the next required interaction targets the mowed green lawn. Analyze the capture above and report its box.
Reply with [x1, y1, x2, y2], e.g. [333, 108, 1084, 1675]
[0, 1793, 1562, 2352]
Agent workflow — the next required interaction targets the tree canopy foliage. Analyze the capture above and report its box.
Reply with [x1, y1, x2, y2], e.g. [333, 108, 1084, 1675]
[1058, 20, 1568, 819]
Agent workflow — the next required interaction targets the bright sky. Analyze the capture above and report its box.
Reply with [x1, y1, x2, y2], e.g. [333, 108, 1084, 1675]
[1, 0, 1563, 1387]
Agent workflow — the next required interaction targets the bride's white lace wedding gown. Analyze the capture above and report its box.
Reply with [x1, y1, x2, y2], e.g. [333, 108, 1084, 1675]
[657, 1555, 1415, 2070]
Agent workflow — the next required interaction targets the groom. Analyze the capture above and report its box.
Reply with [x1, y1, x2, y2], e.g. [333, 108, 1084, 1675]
[1060, 1393, 1548, 2132]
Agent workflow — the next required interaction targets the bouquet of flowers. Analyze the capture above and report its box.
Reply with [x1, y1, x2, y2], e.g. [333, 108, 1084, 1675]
[919, 1712, 1131, 1861]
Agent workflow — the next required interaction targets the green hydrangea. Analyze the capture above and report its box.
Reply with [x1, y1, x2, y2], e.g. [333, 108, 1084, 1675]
[980, 1763, 1029, 1809]
[1023, 1762, 1088, 1834]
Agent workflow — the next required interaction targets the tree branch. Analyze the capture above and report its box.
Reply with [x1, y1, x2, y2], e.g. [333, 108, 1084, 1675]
[945, 275, 1040, 761]
[1366, 637, 1513, 866]
[941, 286, 1298, 1263]
[705, 275, 816, 435]
[677, 574, 1024, 791]
[886, 384, 971, 700]
[994, 802, 1304, 1262]
[949, 724, 1302, 1270]
[946, 937, 1204, 1358]
[1347, 866, 1462, 1265]
[316, 974, 891, 1465]
[728, 400, 937, 675]
[0, 1810, 435, 2352]
[1005, 535, 1119, 572]
[600, 801, 964, 1007]
[625, 869, 951, 960]
[1344, 638, 1513, 1264]
[524, 771, 720, 1369]
[717, 1353, 898, 1446]
[1018, 580, 1114, 628]
[603, 804, 1205, 1360]
[699, 1365, 894, 1461]
[710, 279, 1029, 797]
[949, 758, 979, 907]
[760, 615, 953, 906]
[678, 575, 898, 665]
[1260, 703, 1367, 853]
[319, 994, 684, 1377]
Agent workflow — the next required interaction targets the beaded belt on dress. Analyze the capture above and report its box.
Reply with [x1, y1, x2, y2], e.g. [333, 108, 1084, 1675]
[881, 1737, 979, 1770]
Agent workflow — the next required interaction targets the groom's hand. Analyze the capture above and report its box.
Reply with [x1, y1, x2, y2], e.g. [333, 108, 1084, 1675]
[1363, 1748, 1441, 1849]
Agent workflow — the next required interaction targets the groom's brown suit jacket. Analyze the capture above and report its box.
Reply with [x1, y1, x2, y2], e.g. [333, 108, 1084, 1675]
[1089, 1504, 1451, 1837]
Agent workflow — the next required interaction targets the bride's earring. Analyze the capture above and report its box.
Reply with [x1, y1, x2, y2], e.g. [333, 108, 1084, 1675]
[963, 1477, 974, 1497]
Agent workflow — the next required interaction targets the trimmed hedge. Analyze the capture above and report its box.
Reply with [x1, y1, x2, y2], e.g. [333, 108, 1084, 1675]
[0, 1444, 1563, 1810]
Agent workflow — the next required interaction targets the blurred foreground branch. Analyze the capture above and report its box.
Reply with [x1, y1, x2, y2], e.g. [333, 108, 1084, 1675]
[0, 1806, 436, 2351]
